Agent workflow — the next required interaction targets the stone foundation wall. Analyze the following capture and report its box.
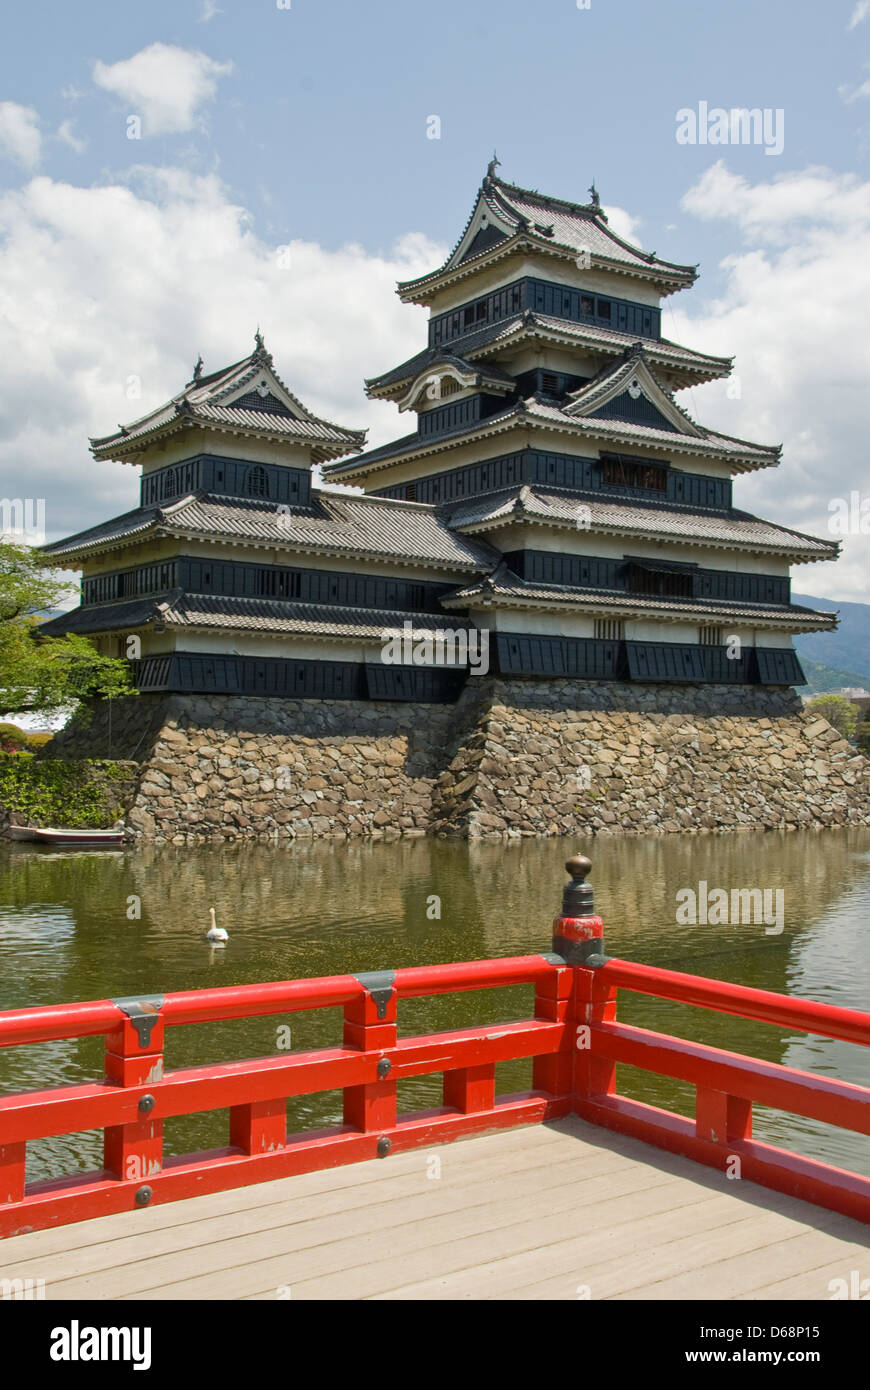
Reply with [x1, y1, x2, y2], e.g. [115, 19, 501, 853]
[42, 683, 870, 842]
[430, 681, 870, 837]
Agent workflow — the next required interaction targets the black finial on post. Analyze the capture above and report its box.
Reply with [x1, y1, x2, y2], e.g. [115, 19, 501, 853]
[551, 854, 608, 967]
[563, 855, 593, 917]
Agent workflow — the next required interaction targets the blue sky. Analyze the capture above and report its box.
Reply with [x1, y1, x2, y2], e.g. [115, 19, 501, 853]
[6, 0, 865, 270]
[1, 0, 869, 599]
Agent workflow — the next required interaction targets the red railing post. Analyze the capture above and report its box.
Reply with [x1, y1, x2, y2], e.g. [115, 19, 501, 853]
[550, 856, 617, 1105]
[696, 1088, 753, 1144]
[0, 1143, 25, 1205]
[103, 996, 165, 1192]
[532, 961, 576, 1101]
[343, 973, 397, 1135]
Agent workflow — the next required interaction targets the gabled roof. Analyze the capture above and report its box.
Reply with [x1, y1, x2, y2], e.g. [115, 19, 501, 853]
[41, 488, 500, 573]
[444, 484, 838, 563]
[562, 344, 703, 433]
[327, 366, 781, 482]
[441, 563, 837, 631]
[395, 355, 515, 413]
[90, 334, 366, 466]
[41, 593, 472, 643]
[364, 313, 732, 400]
[397, 165, 697, 304]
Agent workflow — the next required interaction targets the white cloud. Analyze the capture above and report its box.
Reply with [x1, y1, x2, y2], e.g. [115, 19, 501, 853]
[839, 73, 870, 104]
[57, 120, 86, 155]
[673, 160, 870, 601]
[199, 0, 222, 19]
[0, 102, 41, 168]
[848, 0, 870, 28]
[1, 154, 868, 609]
[602, 204, 643, 249]
[0, 166, 442, 544]
[92, 44, 233, 136]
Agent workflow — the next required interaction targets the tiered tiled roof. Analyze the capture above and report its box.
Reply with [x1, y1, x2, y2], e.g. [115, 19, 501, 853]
[91, 335, 366, 466]
[42, 489, 500, 572]
[398, 166, 697, 302]
[365, 313, 732, 399]
[444, 485, 837, 561]
[42, 594, 472, 643]
[442, 563, 836, 631]
[325, 386, 781, 481]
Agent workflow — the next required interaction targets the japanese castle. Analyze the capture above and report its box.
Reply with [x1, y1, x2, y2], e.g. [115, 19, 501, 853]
[43, 163, 837, 701]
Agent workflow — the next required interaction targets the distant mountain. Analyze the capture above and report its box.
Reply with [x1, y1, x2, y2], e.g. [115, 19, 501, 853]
[796, 658, 870, 694]
[793, 594, 870, 687]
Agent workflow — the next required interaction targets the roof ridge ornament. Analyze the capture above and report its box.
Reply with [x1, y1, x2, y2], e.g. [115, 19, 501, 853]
[192, 355, 203, 383]
[253, 328, 273, 365]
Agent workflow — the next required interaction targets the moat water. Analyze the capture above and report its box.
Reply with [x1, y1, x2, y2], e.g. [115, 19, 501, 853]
[1, 828, 869, 1183]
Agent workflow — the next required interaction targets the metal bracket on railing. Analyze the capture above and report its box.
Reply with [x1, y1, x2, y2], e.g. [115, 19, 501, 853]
[111, 995, 165, 1048]
[550, 938, 611, 969]
[352, 970, 396, 1020]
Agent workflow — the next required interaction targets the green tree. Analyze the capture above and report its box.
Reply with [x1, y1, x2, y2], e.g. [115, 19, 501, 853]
[805, 694, 859, 740]
[0, 539, 136, 717]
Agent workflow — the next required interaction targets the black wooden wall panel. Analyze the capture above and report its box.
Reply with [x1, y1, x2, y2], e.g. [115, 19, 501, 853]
[428, 277, 661, 348]
[626, 643, 706, 682]
[502, 550, 791, 607]
[373, 449, 732, 511]
[141, 454, 311, 508]
[135, 653, 466, 702]
[84, 557, 453, 614]
[756, 648, 805, 686]
[495, 634, 622, 679]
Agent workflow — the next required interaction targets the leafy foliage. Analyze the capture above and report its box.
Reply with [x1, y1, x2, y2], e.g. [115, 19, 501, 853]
[0, 721, 52, 752]
[0, 539, 136, 717]
[805, 694, 859, 740]
[0, 753, 136, 829]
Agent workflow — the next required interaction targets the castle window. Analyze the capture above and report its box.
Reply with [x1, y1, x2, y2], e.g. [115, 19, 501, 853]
[597, 299, 612, 320]
[404, 483, 418, 501]
[246, 465, 270, 498]
[699, 625, 723, 646]
[163, 470, 177, 498]
[602, 456, 668, 492]
[595, 619, 624, 641]
[476, 300, 488, 322]
[625, 562, 692, 598]
[580, 295, 594, 315]
[540, 372, 560, 397]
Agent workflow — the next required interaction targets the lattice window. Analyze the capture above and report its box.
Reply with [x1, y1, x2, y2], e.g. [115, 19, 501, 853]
[594, 618, 625, 641]
[699, 625, 723, 646]
[602, 456, 668, 492]
[246, 465, 270, 498]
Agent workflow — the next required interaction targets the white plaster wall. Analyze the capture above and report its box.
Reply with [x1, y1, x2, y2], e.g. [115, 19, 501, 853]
[425, 254, 663, 315]
[481, 524, 794, 575]
[137, 432, 315, 473]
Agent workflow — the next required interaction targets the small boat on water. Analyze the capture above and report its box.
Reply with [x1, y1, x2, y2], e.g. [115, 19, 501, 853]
[9, 826, 125, 847]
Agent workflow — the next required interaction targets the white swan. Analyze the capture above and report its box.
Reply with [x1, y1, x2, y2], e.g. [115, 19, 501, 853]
[205, 907, 228, 944]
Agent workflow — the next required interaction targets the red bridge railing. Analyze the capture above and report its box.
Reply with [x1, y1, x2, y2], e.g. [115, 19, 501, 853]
[1, 854, 869, 1238]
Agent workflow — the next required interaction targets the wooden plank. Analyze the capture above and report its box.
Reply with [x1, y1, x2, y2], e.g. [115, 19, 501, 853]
[0, 1143, 639, 1287]
[4, 1116, 868, 1302]
[0, 1119, 576, 1262]
[118, 1174, 716, 1302]
[627, 1230, 870, 1301]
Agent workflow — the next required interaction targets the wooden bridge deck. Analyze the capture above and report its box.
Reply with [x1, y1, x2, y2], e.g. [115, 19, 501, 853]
[2, 1116, 868, 1301]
